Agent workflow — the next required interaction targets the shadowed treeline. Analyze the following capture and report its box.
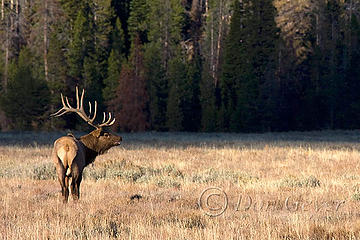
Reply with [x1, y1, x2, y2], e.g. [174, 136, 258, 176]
[1, 0, 360, 132]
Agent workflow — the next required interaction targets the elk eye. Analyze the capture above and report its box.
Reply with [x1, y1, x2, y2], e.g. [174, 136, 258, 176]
[104, 133, 109, 137]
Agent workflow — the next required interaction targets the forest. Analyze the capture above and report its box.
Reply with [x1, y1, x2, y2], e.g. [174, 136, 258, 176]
[0, 0, 359, 132]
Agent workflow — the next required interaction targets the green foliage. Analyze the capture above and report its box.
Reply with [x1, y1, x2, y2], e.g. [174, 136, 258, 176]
[0, 48, 50, 130]
[166, 54, 187, 131]
[144, 0, 188, 131]
[83, 55, 101, 102]
[111, 17, 126, 55]
[144, 42, 168, 131]
[47, 32, 67, 95]
[67, 7, 91, 81]
[93, 0, 116, 85]
[183, 57, 201, 131]
[165, 53, 201, 132]
[220, 0, 279, 132]
[1, 0, 360, 132]
[103, 50, 123, 103]
[128, 0, 149, 41]
[200, 66, 217, 131]
[60, 0, 84, 23]
[103, 18, 126, 104]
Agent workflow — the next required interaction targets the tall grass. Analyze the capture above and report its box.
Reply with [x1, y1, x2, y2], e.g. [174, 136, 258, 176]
[1, 131, 360, 239]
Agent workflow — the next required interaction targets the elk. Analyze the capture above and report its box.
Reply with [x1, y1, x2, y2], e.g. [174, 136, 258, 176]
[51, 87, 122, 203]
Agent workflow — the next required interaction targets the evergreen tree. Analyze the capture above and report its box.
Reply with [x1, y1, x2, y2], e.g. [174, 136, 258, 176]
[200, 65, 218, 131]
[103, 49, 123, 103]
[183, 56, 201, 131]
[61, 0, 84, 24]
[144, 42, 167, 131]
[47, 31, 69, 128]
[343, 6, 360, 128]
[0, 48, 49, 130]
[221, 0, 278, 132]
[144, 0, 187, 131]
[220, 0, 250, 131]
[167, 53, 187, 131]
[319, 0, 343, 129]
[67, 6, 92, 83]
[103, 18, 126, 103]
[93, 0, 115, 83]
[112, 0, 132, 54]
[47, 31, 68, 96]
[128, 0, 149, 42]
[111, 17, 127, 55]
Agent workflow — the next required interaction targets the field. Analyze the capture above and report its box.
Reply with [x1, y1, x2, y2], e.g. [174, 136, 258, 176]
[1, 131, 360, 239]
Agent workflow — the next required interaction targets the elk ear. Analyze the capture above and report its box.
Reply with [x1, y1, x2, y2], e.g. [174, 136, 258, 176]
[91, 128, 102, 138]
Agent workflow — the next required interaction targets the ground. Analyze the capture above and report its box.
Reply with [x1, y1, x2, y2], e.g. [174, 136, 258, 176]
[1, 131, 360, 239]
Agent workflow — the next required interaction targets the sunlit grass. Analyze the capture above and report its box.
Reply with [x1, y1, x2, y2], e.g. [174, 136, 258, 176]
[1, 131, 360, 239]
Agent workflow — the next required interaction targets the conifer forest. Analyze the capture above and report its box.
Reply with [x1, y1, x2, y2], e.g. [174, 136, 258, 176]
[1, 0, 360, 132]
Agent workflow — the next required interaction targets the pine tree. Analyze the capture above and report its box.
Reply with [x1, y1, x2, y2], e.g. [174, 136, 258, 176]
[144, 42, 167, 131]
[103, 49, 123, 103]
[128, 0, 149, 42]
[248, 0, 279, 131]
[93, 0, 115, 85]
[103, 17, 126, 104]
[200, 64, 217, 131]
[220, 0, 249, 131]
[347, 14, 360, 127]
[47, 31, 69, 128]
[220, 0, 279, 132]
[166, 53, 187, 131]
[183, 56, 201, 131]
[66, 1, 105, 107]
[67, 7, 91, 83]
[0, 48, 49, 129]
[61, 0, 84, 24]
[144, 0, 187, 131]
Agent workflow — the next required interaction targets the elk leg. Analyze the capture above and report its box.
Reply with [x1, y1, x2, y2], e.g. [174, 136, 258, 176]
[70, 177, 78, 200]
[56, 166, 69, 203]
[75, 173, 83, 199]
[64, 175, 69, 201]
[71, 168, 82, 200]
[72, 173, 82, 200]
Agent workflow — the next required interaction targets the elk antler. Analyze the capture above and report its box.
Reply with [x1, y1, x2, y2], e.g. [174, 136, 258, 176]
[51, 87, 116, 129]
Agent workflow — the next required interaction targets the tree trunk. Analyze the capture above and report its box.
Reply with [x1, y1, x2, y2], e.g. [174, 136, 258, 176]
[191, 0, 200, 19]
[163, 0, 170, 73]
[4, 36, 9, 90]
[1, 0, 4, 20]
[215, 0, 223, 86]
[44, 0, 49, 82]
[211, 15, 215, 81]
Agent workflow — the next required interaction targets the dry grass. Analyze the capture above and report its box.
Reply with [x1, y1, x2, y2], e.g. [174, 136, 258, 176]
[1, 131, 360, 239]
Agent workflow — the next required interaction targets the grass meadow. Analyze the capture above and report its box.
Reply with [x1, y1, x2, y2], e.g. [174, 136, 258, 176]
[1, 131, 360, 239]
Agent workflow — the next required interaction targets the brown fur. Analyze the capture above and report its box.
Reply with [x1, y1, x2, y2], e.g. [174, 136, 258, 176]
[52, 128, 122, 203]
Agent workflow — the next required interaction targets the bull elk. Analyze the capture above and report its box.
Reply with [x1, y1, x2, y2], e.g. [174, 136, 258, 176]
[51, 87, 122, 203]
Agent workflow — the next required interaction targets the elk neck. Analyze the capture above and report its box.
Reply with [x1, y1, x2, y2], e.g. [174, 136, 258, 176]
[79, 133, 102, 164]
